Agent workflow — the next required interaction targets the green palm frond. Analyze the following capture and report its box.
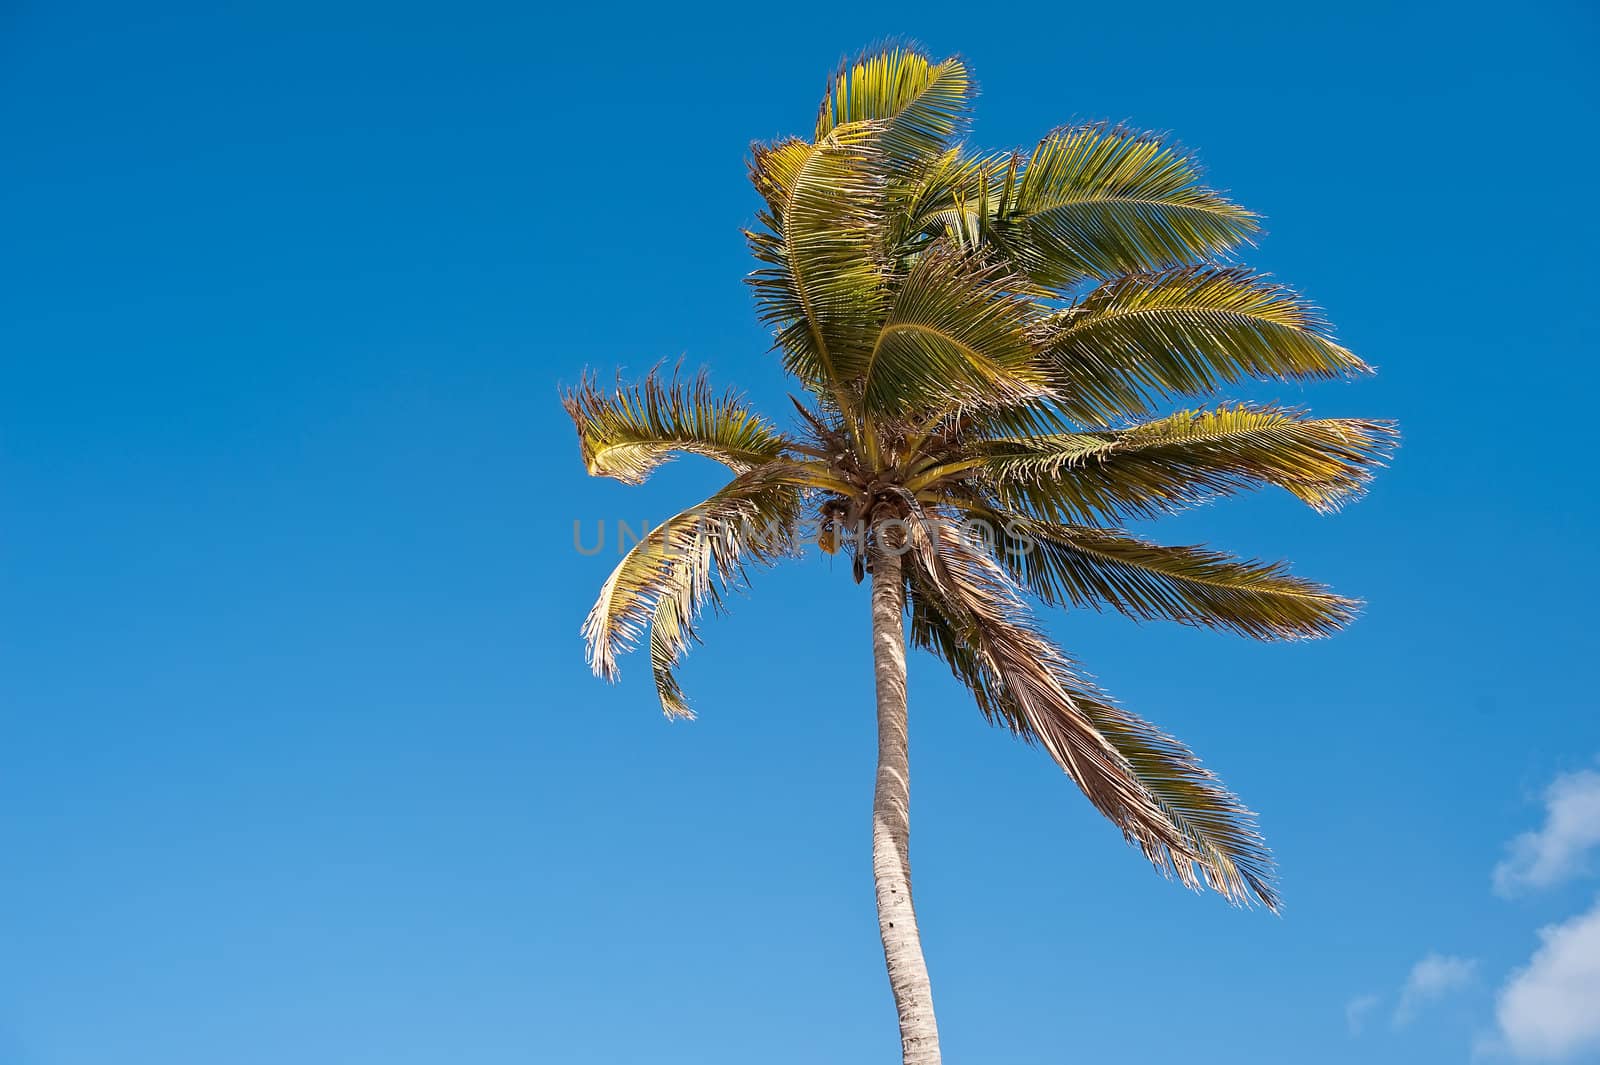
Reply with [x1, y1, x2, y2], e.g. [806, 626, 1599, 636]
[860, 248, 1046, 416]
[1040, 266, 1372, 424]
[891, 148, 1010, 256]
[746, 137, 815, 222]
[992, 125, 1258, 290]
[974, 511, 1356, 639]
[815, 48, 973, 176]
[973, 405, 1396, 523]
[581, 464, 806, 713]
[904, 519, 1276, 907]
[563, 369, 793, 484]
[746, 124, 889, 399]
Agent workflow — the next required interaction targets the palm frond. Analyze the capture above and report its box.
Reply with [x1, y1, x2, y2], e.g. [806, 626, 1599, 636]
[746, 137, 816, 222]
[891, 148, 1011, 256]
[647, 585, 700, 720]
[976, 405, 1397, 523]
[972, 510, 1356, 639]
[860, 248, 1046, 416]
[992, 125, 1258, 290]
[582, 464, 805, 715]
[563, 368, 793, 484]
[745, 125, 889, 398]
[904, 519, 1276, 907]
[1040, 266, 1372, 424]
[815, 47, 973, 176]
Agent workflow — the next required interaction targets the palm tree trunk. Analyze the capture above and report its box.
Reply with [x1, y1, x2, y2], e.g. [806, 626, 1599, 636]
[869, 544, 941, 1065]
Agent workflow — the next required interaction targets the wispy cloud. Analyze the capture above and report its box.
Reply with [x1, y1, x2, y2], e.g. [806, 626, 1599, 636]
[1350, 761, 1600, 1055]
[1395, 953, 1478, 1026]
[1346, 993, 1381, 1035]
[1493, 767, 1600, 897]
[1494, 897, 1600, 1062]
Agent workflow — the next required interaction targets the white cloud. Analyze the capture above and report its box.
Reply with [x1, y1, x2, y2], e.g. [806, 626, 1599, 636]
[1395, 953, 1479, 1025]
[1496, 898, 1600, 1062]
[1494, 768, 1600, 897]
[1346, 993, 1381, 1035]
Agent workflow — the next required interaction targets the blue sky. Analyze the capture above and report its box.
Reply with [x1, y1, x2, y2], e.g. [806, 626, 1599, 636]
[3, 2, 1598, 1062]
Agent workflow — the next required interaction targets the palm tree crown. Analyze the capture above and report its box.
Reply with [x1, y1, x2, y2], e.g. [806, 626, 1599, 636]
[565, 46, 1393, 914]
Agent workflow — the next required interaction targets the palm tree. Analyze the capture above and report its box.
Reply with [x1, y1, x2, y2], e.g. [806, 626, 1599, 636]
[564, 47, 1393, 1064]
